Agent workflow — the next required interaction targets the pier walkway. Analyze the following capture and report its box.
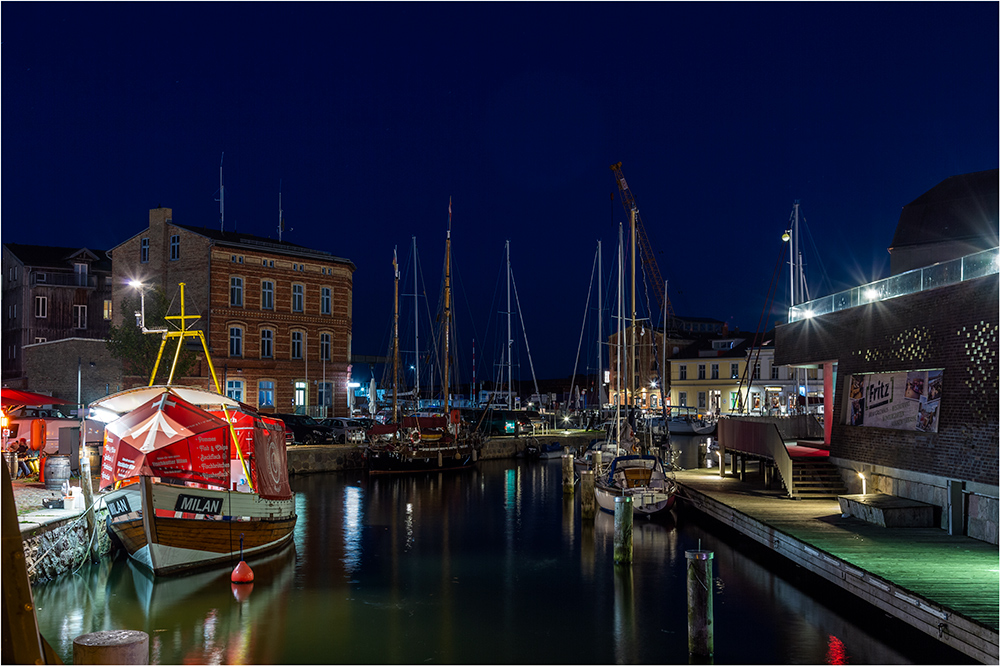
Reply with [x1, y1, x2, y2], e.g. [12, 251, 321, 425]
[674, 467, 999, 664]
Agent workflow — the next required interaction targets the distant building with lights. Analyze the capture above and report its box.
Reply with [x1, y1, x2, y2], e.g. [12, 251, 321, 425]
[109, 207, 356, 417]
[776, 168, 999, 544]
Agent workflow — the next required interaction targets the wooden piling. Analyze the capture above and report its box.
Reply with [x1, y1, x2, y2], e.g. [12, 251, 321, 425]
[613, 496, 633, 564]
[686, 549, 714, 658]
[580, 471, 595, 519]
[73, 630, 149, 664]
[562, 453, 575, 495]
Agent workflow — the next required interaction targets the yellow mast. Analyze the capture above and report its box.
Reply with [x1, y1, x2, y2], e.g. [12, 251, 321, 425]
[444, 197, 452, 420]
[393, 248, 400, 432]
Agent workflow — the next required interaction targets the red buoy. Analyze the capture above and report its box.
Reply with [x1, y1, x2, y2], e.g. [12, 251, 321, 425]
[231, 559, 254, 583]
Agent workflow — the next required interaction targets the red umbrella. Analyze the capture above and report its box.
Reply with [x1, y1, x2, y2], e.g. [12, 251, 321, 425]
[100, 390, 232, 490]
[1, 388, 72, 407]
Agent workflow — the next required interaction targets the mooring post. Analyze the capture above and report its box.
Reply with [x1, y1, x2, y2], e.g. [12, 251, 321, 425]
[686, 549, 714, 658]
[592, 450, 602, 475]
[73, 630, 149, 664]
[562, 453, 575, 494]
[613, 496, 633, 564]
[580, 470, 595, 519]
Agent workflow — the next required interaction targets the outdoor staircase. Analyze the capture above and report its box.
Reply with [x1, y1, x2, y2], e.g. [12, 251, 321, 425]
[791, 458, 848, 499]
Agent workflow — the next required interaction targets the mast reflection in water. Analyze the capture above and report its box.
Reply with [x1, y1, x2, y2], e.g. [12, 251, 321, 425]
[34, 442, 969, 664]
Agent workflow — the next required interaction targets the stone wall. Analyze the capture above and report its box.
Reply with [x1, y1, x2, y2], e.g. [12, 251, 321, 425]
[22, 508, 112, 584]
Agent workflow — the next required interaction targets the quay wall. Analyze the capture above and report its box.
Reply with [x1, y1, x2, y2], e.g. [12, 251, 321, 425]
[22, 508, 112, 585]
[776, 274, 999, 543]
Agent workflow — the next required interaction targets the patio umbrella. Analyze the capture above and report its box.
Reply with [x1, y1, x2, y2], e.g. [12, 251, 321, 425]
[100, 390, 232, 490]
[1, 388, 72, 407]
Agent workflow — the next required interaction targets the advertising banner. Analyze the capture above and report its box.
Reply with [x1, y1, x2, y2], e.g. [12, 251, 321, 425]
[847, 369, 943, 433]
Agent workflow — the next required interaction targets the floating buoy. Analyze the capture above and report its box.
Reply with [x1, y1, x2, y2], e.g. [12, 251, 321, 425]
[231, 533, 254, 583]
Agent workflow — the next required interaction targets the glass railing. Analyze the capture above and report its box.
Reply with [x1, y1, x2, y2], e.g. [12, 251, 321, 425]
[788, 247, 999, 323]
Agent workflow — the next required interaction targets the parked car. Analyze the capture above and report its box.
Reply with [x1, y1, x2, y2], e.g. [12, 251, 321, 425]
[5, 405, 105, 454]
[271, 413, 335, 446]
[319, 417, 365, 444]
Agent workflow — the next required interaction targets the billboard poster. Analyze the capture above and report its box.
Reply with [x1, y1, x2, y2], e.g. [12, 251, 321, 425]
[847, 369, 943, 433]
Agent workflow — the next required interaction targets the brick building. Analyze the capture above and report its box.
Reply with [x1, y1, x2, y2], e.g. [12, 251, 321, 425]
[776, 169, 999, 544]
[2, 243, 114, 388]
[109, 208, 356, 417]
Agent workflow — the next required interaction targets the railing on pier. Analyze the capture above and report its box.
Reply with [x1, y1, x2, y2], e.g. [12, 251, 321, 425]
[718, 418, 797, 498]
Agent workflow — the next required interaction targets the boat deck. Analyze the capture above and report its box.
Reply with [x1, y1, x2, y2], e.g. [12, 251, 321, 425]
[674, 467, 999, 663]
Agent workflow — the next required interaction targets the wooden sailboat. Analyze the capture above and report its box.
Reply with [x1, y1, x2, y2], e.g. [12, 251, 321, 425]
[93, 283, 296, 576]
[364, 199, 481, 474]
[593, 211, 676, 516]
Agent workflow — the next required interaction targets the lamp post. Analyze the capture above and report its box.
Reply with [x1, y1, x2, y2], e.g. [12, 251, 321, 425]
[77, 356, 97, 559]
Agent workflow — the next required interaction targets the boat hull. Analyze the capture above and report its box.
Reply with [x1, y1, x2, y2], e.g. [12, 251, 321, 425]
[594, 481, 676, 516]
[103, 482, 296, 576]
[366, 444, 477, 474]
[592, 454, 676, 517]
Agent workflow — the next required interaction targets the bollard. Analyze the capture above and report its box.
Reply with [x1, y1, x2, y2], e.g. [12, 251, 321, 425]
[580, 470, 595, 519]
[686, 549, 714, 658]
[562, 453, 575, 495]
[73, 630, 149, 664]
[613, 496, 633, 564]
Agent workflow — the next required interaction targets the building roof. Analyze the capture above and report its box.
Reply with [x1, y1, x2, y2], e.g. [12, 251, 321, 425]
[890, 169, 999, 251]
[4, 244, 111, 272]
[174, 224, 356, 269]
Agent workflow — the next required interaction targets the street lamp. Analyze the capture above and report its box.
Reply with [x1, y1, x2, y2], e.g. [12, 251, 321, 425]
[128, 280, 166, 334]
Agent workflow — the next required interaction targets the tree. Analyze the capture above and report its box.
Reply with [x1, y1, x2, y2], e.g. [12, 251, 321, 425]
[105, 287, 199, 383]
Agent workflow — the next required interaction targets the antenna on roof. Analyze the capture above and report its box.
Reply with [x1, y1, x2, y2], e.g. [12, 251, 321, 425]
[215, 152, 225, 232]
[278, 179, 284, 242]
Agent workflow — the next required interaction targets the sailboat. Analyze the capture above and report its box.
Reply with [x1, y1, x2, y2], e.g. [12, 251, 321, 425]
[364, 200, 481, 474]
[593, 210, 676, 517]
[93, 283, 296, 576]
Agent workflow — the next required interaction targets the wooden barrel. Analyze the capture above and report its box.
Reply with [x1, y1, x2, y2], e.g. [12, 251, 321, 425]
[44, 454, 71, 491]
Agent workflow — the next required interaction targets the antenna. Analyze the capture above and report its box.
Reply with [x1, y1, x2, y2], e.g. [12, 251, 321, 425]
[215, 152, 225, 232]
[278, 179, 284, 242]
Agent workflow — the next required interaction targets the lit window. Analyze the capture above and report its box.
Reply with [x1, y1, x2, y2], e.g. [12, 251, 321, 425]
[103, 299, 112, 320]
[258, 380, 274, 408]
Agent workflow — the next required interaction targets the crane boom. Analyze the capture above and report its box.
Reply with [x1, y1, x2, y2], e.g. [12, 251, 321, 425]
[610, 162, 674, 322]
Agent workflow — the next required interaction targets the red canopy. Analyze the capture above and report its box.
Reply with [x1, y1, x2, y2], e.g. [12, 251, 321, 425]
[100, 391, 231, 489]
[1, 388, 72, 407]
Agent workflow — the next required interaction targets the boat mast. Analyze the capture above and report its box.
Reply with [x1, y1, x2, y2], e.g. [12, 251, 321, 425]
[615, 223, 624, 446]
[444, 198, 452, 418]
[597, 240, 603, 411]
[413, 235, 420, 404]
[506, 240, 513, 410]
[630, 206, 637, 423]
[393, 247, 400, 429]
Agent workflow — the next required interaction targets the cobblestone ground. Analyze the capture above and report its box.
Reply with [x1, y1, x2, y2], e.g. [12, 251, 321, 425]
[9, 473, 101, 516]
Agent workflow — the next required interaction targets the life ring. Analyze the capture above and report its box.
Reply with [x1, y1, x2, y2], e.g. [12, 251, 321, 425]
[409, 430, 420, 444]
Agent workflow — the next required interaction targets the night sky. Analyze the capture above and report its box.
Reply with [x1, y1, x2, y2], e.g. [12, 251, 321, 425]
[3, 3, 997, 382]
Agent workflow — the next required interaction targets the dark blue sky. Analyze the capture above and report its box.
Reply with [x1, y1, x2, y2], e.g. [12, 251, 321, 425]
[3, 2, 997, 382]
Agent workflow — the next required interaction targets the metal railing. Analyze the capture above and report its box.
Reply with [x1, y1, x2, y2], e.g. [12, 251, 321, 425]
[718, 418, 796, 497]
[789, 247, 999, 323]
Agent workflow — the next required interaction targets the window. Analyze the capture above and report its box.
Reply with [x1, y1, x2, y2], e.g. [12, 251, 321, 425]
[104, 299, 113, 320]
[8, 343, 15, 360]
[140, 238, 149, 263]
[731, 363, 739, 379]
[258, 380, 274, 408]
[753, 362, 761, 380]
[292, 284, 303, 312]
[34, 296, 47, 319]
[771, 365, 780, 380]
[679, 365, 687, 381]
[318, 382, 332, 409]
[226, 379, 244, 402]
[35, 273, 46, 283]
[320, 333, 330, 361]
[291, 331, 303, 359]
[74, 263, 88, 286]
[73, 305, 87, 329]
[8, 304, 15, 319]
[698, 364, 706, 380]
[260, 329, 273, 358]
[170, 235, 180, 260]
[261, 280, 274, 310]
[34, 337, 46, 344]
[294, 381, 307, 411]
[711, 363, 719, 380]
[9, 265, 18, 281]
[229, 326, 243, 357]
[230, 277, 243, 307]
[679, 391, 687, 407]
[321, 287, 331, 315]
[698, 392, 707, 409]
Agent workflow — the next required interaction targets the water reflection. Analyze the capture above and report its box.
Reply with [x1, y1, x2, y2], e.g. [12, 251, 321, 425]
[31, 451, 969, 665]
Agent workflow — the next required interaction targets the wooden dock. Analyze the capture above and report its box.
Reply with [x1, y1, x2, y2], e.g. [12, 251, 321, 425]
[674, 467, 999, 664]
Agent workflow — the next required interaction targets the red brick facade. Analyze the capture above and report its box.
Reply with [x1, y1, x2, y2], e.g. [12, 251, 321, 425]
[110, 208, 355, 416]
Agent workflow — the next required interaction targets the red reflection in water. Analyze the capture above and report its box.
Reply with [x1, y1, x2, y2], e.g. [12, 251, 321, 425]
[827, 635, 847, 664]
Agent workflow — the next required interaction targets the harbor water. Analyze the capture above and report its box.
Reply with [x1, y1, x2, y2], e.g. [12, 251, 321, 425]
[33, 436, 969, 664]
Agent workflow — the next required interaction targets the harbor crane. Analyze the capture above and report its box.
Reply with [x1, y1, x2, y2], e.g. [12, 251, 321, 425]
[610, 162, 674, 323]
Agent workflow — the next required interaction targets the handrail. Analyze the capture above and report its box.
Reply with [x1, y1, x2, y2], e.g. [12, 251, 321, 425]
[718, 418, 796, 497]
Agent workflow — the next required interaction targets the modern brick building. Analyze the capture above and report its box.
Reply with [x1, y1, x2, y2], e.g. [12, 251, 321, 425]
[776, 169, 999, 544]
[109, 207, 356, 417]
[2, 243, 114, 388]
